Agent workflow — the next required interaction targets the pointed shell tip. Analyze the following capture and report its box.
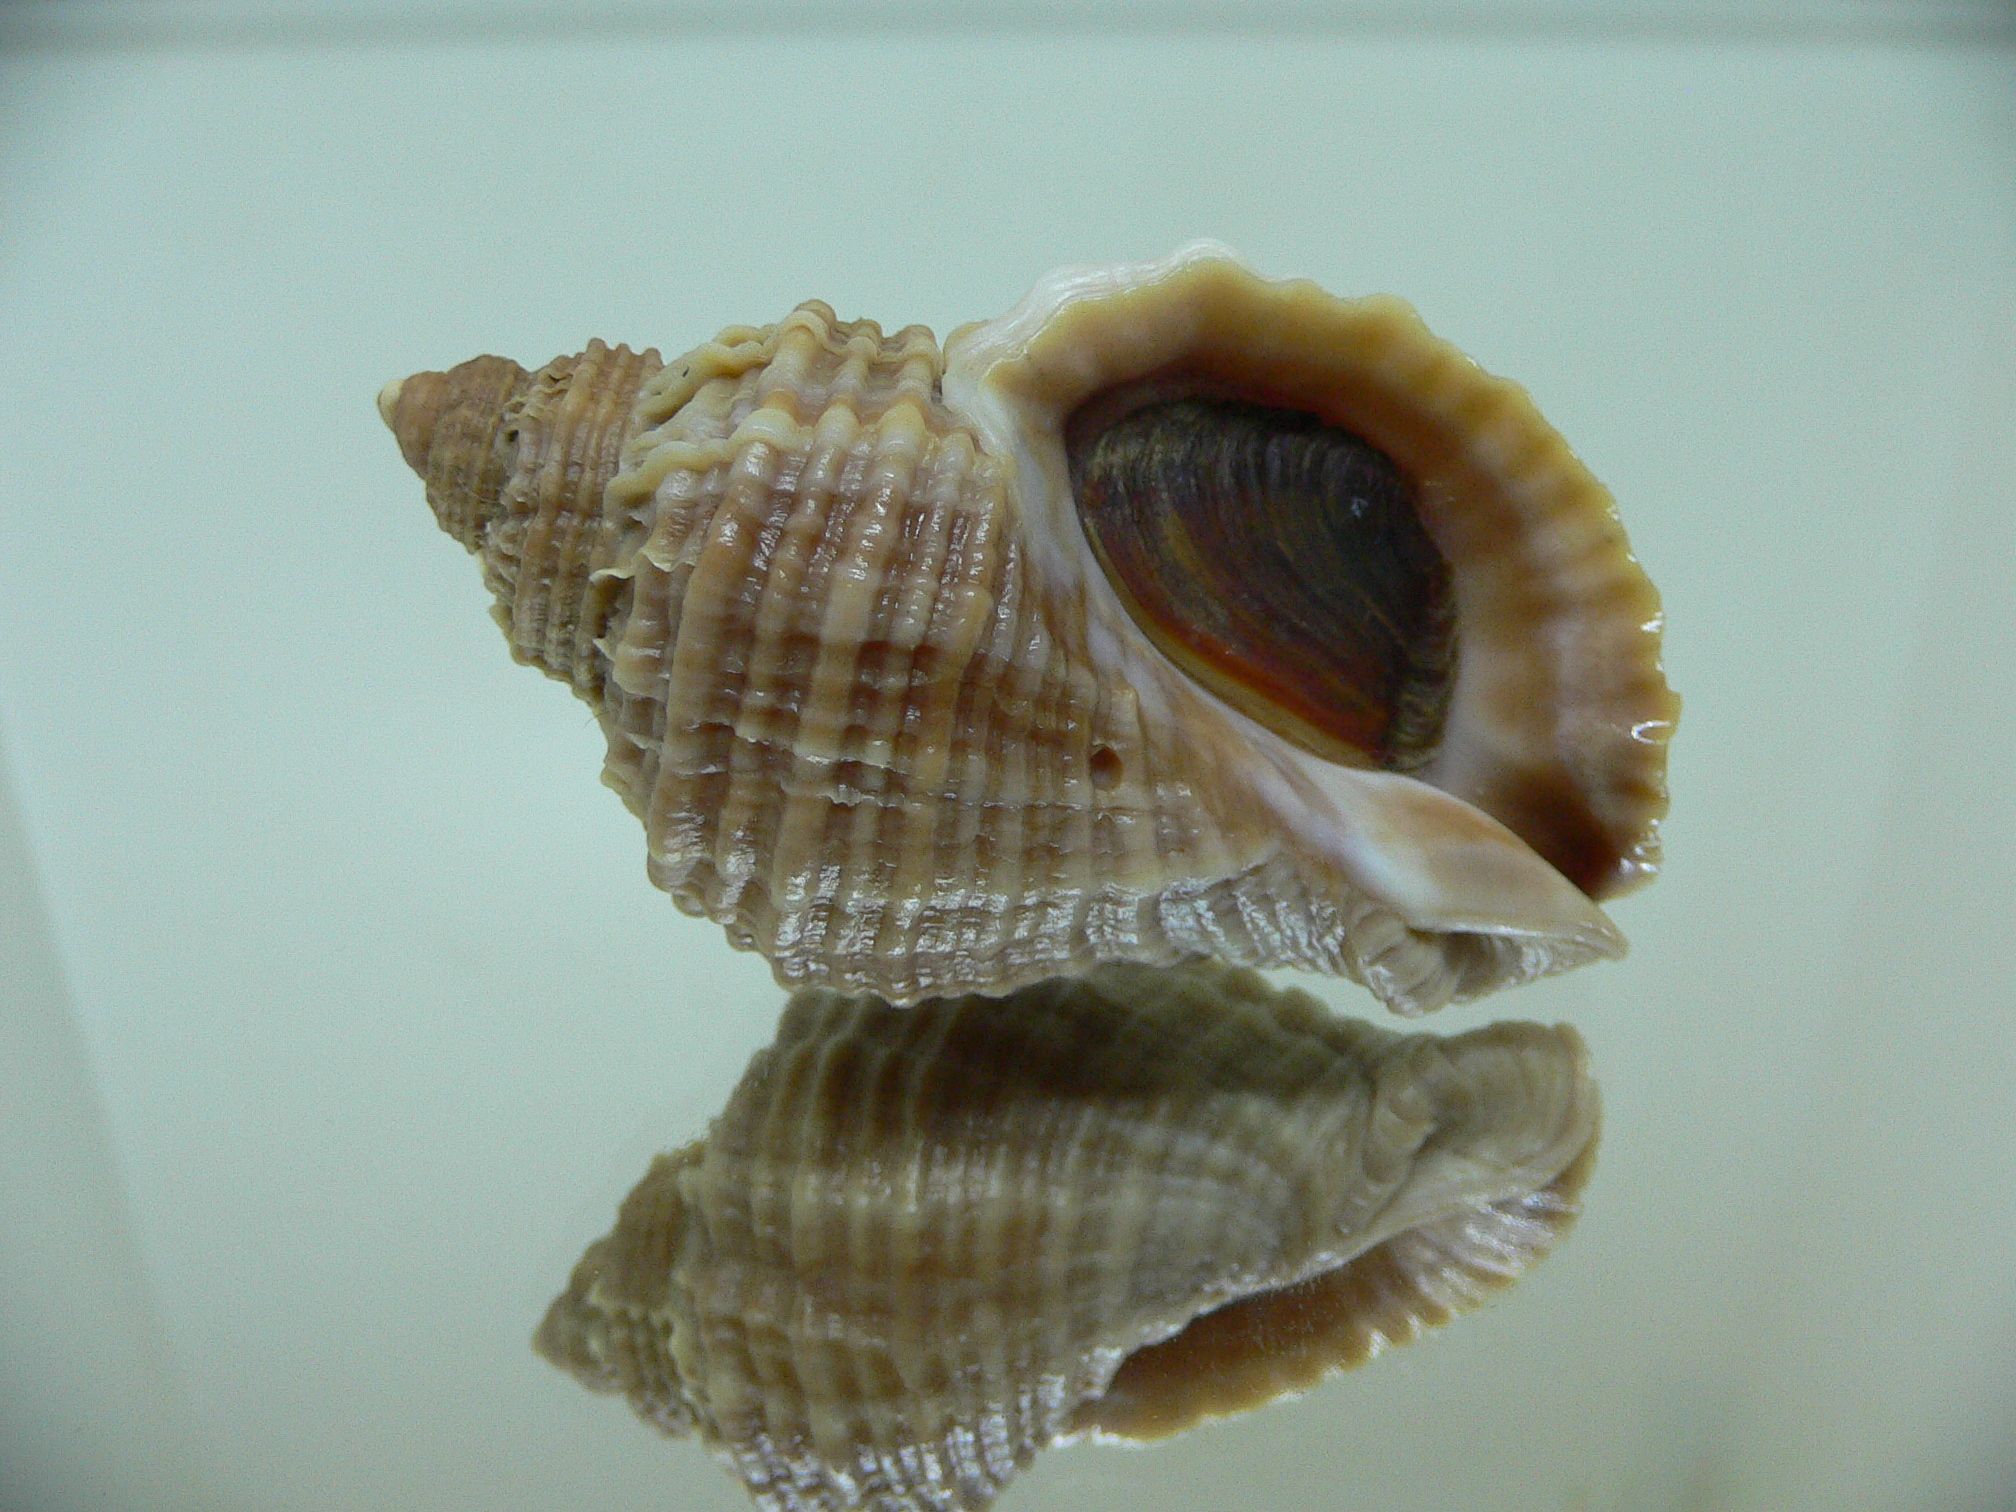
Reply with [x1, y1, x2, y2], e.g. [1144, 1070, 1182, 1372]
[376, 377, 404, 430]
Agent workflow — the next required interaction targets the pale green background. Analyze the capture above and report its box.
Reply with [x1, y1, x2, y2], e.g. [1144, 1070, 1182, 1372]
[2, 4, 2013, 1510]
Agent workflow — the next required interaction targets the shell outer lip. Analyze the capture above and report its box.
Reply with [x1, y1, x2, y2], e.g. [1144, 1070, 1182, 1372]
[945, 242, 1675, 928]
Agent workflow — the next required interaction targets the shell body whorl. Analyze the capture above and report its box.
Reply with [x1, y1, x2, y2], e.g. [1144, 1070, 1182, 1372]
[535, 960, 1599, 1512]
[385, 246, 1675, 1013]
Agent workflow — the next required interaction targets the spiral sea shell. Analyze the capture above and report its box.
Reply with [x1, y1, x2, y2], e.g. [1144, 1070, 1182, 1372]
[536, 959, 1598, 1512]
[382, 244, 1675, 1014]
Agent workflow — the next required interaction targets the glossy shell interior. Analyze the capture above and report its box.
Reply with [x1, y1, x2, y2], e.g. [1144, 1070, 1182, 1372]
[382, 244, 1675, 1013]
[1069, 394, 1458, 774]
[948, 244, 1676, 904]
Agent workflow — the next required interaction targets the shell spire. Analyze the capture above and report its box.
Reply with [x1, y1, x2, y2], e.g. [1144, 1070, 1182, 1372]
[380, 358, 529, 549]
[382, 248, 1675, 1014]
[388, 341, 664, 691]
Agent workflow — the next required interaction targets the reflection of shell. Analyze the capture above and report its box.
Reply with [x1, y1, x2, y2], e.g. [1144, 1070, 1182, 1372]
[535, 960, 1598, 1512]
[382, 243, 1675, 1014]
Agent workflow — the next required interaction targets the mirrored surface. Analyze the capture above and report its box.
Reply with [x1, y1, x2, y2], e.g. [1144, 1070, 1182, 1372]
[2, 6, 2013, 1510]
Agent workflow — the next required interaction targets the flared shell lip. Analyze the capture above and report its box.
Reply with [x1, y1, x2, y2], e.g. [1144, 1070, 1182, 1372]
[944, 242, 1676, 921]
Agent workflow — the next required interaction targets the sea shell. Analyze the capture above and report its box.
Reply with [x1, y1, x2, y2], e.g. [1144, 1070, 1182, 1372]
[381, 243, 1675, 1013]
[535, 959, 1599, 1512]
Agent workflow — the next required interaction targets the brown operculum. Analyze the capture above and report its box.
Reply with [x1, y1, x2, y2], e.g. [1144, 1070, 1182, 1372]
[1068, 391, 1456, 775]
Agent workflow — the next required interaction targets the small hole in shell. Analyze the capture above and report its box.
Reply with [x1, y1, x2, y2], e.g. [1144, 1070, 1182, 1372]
[1089, 745, 1123, 790]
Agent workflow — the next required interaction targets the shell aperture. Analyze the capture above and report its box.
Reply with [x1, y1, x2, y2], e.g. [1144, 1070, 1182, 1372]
[535, 961, 1599, 1512]
[1071, 395, 1456, 773]
[383, 244, 1676, 1013]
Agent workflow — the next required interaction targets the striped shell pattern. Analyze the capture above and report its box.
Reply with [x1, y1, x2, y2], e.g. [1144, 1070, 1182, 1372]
[381, 243, 1675, 1017]
[378, 245, 1671, 1512]
[536, 960, 1598, 1512]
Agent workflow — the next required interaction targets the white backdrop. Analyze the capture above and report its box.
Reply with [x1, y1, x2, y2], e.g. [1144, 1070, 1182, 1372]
[3, 5, 2014, 1511]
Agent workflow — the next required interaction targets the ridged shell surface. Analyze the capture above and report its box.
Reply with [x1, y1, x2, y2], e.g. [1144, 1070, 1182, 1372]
[535, 960, 1597, 1512]
[383, 244, 1676, 1013]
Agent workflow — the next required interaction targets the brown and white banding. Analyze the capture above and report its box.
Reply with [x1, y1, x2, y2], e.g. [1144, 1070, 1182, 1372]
[382, 245, 1676, 1013]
